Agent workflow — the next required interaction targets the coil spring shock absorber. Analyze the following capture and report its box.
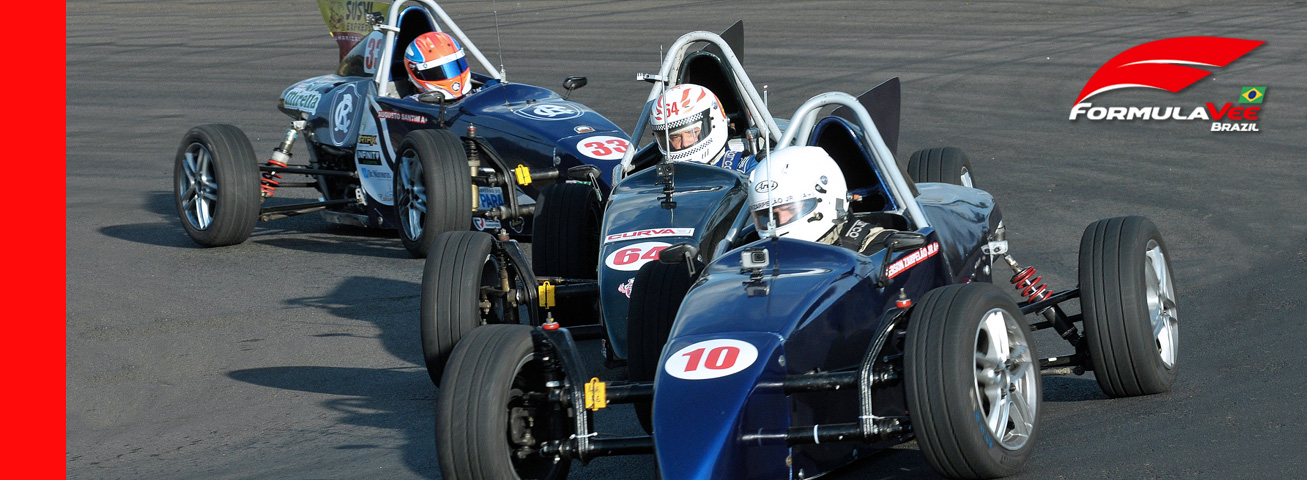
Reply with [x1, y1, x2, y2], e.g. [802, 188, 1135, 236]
[260, 121, 304, 198]
[1002, 255, 1082, 345]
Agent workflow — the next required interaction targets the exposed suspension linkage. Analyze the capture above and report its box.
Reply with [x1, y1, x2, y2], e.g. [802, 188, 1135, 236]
[260, 121, 306, 198]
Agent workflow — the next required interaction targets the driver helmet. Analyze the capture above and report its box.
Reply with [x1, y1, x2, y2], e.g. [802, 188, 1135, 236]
[404, 32, 471, 100]
[747, 146, 847, 241]
[649, 84, 728, 164]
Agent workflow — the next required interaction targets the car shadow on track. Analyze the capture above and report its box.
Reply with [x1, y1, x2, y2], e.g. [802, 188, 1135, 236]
[226, 365, 440, 478]
[1041, 375, 1110, 402]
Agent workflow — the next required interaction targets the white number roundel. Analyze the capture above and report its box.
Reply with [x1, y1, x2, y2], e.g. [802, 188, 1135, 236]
[665, 339, 758, 380]
[603, 241, 670, 271]
[577, 136, 629, 160]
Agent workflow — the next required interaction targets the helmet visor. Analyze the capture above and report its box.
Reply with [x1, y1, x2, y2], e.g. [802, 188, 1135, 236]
[413, 54, 468, 82]
[651, 110, 713, 153]
[752, 198, 819, 233]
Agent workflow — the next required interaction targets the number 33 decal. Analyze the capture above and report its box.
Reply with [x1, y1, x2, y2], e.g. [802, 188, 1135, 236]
[577, 135, 629, 160]
[665, 339, 759, 380]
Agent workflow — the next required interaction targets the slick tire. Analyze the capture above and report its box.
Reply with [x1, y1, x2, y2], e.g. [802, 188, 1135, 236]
[531, 182, 602, 279]
[395, 129, 472, 258]
[174, 124, 261, 247]
[627, 260, 699, 434]
[421, 231, 497, 386]
[906, 283, 1040, 479]
[907, 147, 975, 187]
[1079, 216, 1179, 397]
[436, 325, 571, 480]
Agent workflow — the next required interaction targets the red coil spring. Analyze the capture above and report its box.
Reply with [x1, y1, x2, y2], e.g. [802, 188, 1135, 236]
[1011, 266, 1049, 302]
[260, 158, 287, 196]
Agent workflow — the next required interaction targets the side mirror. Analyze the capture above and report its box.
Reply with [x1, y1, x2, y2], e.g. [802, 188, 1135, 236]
[884, 231, 927, 252]
[562, 76, 588, 99]
[658, 242, 698, 265]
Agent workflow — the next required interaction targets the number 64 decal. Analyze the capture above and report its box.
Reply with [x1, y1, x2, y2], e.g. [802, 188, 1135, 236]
[665, 339, 759, 380]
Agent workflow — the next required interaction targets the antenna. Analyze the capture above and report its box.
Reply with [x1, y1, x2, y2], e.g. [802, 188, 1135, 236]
[763, 84, 776, 238]
[492, 0, 506, 81]
[658, 45, 670, 159]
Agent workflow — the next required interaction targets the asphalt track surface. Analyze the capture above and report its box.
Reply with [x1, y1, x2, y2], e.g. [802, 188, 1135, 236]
[67, 1, 1307, 478]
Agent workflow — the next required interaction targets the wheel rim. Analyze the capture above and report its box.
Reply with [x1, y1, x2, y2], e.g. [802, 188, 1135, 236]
[960, 167, 973, 188]
[973, 307, 1037, 450]
[1145, 240, 1179, 367]
[178, 142, 219, 230]
[396, 148, 426, 241]
[505, 353, 568, 478]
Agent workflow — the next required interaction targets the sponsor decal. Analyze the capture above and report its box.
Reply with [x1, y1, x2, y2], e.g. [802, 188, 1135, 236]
[574, 125, 595, 134]
[377, 111, 429, 124]
[665, 339, 759, 380]
[1069, 37, 1266, 133]
[472, 217, 502, 231]
[330, 84, 357, 146]
[359, 167, 391, 180]
[451, 81, 462, 93]
[357, 134, 377, 146]
[357, 149, 382, 165]
[753, 180, 778, 193]
[479, 187, 505, 209]
[283, 89, 321, 113]
[617, 277, 634, 298]
[604, 228, 694, 243]
[885, 241, 940, 279]
[578, 136, 629, 160]
[604, 241, 670, 271]
[512, 101, 585, 121]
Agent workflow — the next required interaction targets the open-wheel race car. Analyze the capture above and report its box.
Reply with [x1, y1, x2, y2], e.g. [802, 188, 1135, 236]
[416, 25, 791, 384]
[172, 0, 630, 257]
[432, 85, 1180, 479]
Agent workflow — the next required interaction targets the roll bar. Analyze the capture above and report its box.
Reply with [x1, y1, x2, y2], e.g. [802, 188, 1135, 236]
[373, 0, 502, 97]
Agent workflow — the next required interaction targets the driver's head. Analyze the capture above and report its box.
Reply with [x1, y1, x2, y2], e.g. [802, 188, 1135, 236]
[404, 32, 471, 100]
[748, 146, 848, 242]
[649, 84, 728, 164]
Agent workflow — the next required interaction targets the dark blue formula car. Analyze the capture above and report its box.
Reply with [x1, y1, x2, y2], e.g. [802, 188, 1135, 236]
[173, 0, 629, 257]
[433, 82, 1180, 479]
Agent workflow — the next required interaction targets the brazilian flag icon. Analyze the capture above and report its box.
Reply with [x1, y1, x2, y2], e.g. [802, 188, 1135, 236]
[1240, 86, 1266, 104]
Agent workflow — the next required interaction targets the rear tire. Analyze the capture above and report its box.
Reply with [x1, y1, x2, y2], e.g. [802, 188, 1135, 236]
[906, 283, 1040, 479]
[1079, 216, 1179, 397]
[907, 147, 974, 187]
[626, 260, 699, 433]
[395, 129, 472, 258]
[173, 124, 261, 247]
[436, 325, 572, 480]
[421, 231, 524, 386]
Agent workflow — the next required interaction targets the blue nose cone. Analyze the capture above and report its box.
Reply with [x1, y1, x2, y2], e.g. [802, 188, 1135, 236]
[653, 333, 790, 479]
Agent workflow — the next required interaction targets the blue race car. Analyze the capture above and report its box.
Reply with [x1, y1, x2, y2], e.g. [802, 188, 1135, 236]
[173, 0, 630, 257]
[433, 85, 1180, 478]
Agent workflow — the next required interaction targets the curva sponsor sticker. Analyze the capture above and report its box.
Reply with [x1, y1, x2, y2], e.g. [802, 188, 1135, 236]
[885, 241, 940, 279]
[604, 228, 693, 243]
[604, 241, 670, 271]
[665, 339, 759, 380]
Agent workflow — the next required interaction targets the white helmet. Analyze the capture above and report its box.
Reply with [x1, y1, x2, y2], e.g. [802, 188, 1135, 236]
[748, 146, 847, 241]
[649, 84, 728, 164]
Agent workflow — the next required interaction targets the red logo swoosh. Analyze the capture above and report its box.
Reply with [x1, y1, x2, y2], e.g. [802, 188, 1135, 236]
[1073, 36, 1264, 106]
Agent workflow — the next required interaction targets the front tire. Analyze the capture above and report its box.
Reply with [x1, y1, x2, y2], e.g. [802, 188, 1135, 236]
[436, 325, 572, 480]
[626, 260, 699, 433]
[420, 231, 524, 385]
[395, 129, 472, 258]
[907, 147, 975, 187]
[173, 124, 261, 247]
[906, 283, 1040, 479]
[1079, 216, 1178, 397]
[531, 182, 602, 279]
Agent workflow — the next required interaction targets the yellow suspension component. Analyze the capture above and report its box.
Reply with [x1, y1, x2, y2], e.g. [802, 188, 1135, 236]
[514, 164, 533, 185]
[538, 281, 555, 309]
[584, 378, 607, 411]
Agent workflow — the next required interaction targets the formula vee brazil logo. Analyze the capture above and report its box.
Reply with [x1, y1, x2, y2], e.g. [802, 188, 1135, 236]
[1069, 36, 1266, 132]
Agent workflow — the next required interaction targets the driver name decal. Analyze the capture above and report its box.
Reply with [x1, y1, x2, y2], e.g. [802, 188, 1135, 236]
[604, 241, 670, 271]
[665, 339, 759, 380]
[377, 111, 429, 124]
[604, 228, 693, 243]
[885, 241, 940, 279]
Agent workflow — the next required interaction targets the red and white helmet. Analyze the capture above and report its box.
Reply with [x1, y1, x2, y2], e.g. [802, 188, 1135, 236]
[649, 84, 728, 164]
[404, 32, 471, 100]
[748, 146, 848, 242]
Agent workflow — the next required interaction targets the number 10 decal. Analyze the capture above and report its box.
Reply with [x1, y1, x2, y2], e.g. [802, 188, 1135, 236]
[665, 339, 759, 380]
